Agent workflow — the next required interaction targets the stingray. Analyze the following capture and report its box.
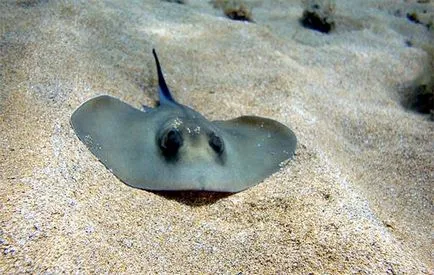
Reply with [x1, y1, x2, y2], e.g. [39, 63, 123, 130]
[70, 49, 297, 192]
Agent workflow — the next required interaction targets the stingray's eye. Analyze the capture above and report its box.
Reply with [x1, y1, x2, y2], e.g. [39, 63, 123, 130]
[159, 128, 183, 156]
[209, 132, 224, 155]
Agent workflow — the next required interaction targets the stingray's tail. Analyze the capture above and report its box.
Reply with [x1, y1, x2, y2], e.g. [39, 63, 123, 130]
[152, 49, 175, 105]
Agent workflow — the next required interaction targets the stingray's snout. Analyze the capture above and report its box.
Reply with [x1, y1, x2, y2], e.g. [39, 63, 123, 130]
[156, 118, 226, 164]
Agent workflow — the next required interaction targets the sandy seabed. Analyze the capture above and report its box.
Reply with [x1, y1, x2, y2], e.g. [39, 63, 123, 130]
[1, 0, 433, 273]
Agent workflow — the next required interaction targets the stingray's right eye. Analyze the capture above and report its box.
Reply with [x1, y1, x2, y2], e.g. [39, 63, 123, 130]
[209, 132, 224, 155]
[159, 128, 183, 157]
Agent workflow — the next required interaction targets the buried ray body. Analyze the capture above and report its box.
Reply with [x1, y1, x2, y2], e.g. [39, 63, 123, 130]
[70, 50, 297, 192]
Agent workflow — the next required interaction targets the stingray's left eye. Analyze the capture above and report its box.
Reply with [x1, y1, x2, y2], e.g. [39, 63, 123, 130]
[209, 132, 224, 155]
[159, 128, 183, 157]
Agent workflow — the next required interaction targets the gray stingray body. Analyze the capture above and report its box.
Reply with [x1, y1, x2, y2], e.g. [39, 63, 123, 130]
[71, 50, 297, 192]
